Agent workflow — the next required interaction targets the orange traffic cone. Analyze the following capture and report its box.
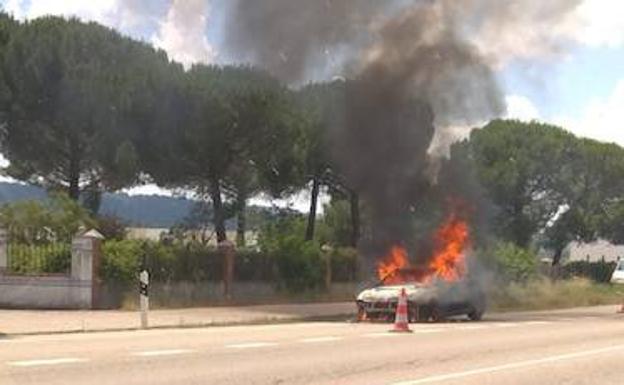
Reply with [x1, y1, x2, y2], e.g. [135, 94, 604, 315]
[390, 288, 412, 333]
[618, 302, 624, 314]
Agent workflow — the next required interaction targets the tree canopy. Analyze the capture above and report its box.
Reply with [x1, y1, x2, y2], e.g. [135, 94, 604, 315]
[0, 16, 170, 206]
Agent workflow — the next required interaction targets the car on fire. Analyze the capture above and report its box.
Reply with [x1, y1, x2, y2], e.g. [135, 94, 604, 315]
[356, 268, 486, 322]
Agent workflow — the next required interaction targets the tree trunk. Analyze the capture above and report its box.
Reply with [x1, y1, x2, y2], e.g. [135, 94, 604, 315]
[209, 179, 227, 243]
[236, 194, 247, 247]
[551, 244, 565, 266]
[349, 191, 360, 248]
[305, 177, 320, 241]
[68, 155, 81, 201]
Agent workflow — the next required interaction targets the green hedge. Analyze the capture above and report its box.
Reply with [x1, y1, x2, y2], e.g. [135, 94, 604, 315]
[100, 240, 358, 289]
[7, 243, 71, 275]
[563, 261, 617, 283]
[477, 242, 539, 283]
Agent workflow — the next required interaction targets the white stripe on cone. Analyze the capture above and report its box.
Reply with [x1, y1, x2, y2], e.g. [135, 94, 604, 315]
[391, 288, 412, 333]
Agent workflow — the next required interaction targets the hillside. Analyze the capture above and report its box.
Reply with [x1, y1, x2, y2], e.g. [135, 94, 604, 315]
[0, 182, 195, 228]
[0, 182, 300, 229]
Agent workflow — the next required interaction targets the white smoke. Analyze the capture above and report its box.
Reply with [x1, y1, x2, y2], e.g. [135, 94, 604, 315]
[152, 0, 215, 68]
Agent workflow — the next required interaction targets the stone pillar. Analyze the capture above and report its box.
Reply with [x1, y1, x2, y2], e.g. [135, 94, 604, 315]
[219, 240, 235, 300]
[71, 229, 104, 309]
[0, 228, 7, 274]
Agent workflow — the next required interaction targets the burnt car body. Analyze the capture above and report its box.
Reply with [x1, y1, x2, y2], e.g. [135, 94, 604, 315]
[356, 268, 486, 322]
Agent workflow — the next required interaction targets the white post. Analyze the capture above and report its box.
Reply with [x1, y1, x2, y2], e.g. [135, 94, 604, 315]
[139, 269, 149, 329]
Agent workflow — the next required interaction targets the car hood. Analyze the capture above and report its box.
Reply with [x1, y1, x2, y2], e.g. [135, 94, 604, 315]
[357, 284, 435, 302]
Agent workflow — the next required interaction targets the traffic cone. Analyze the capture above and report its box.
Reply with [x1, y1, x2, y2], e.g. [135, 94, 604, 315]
[618, 302, 624, 314]
[390, 288, 412, 333]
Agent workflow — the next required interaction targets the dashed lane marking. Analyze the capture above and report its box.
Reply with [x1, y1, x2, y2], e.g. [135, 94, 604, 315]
[524, 321, 552, 325]
[299, 336, 343, 343]
[491, 322, 521, 328]
[132, 349, 195, 357]
[362, 332, 403, 338]
[226, 342, 279, 349]
[7, 358, 88, 367]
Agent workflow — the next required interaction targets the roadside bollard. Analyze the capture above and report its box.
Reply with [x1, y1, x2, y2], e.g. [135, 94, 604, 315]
[139, 269, 149, 329]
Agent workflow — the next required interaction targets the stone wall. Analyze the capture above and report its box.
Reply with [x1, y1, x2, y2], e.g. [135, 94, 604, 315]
[0, 231, 102, 309]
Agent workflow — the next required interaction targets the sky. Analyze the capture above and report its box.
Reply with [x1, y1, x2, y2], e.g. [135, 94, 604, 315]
[0, 0, 622, 211]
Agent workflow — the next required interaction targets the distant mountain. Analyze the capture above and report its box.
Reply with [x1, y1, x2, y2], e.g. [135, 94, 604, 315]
[100, 193, 196, 228]
[0, 182, 302, 229]
[0, 182, 194, 228]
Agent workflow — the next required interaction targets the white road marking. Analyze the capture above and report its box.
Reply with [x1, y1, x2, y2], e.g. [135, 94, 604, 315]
[454, 325, 487, 330]
[524, 321, 552, 325]
[7, 358, 88, 367]
[132, 349, 195, 357]
[389, 344, 624, 385]
[226, 342, 279, 349]
[491, 322, 521, 328]
[412, 329, 443, 334]
[299, 336, 342, 343]
[362, 332, 403, 338]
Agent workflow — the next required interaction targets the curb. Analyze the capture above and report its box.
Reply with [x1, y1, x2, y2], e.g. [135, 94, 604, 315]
[0, 313, 357, 338]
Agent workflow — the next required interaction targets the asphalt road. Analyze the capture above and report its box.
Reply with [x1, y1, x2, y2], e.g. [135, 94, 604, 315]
[1, 306, 623, 385]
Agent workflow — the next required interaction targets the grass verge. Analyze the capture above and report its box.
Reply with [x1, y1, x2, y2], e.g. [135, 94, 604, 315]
[489, 278, 624, 312]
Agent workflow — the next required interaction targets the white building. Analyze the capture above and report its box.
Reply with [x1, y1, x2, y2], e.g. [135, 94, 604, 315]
[565, 239, 624, 263]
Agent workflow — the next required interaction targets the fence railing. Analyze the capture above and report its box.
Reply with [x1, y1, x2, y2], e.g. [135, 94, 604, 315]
[2, 227, 73, 275]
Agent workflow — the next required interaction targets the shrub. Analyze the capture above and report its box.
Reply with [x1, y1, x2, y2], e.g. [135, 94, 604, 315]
[96, 215, 128, 241]
[8, 243, 71, 274]
[0, 192, 94, 243]
[258, 217, 324, 292]
[273, 236, 323, 292]
[101, 239, 143, 284]
[478, 242, 538, 283]
[563, 261, 616, 283]
[329, 247, 359, 282]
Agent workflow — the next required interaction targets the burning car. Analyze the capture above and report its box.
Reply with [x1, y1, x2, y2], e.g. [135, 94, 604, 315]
[356, 267, 486, 322]
[356, 214, 485, 322]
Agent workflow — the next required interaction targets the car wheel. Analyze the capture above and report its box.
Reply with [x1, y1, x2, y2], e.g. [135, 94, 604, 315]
[468, 308, 484, 321]
[429, 304, 444, 323]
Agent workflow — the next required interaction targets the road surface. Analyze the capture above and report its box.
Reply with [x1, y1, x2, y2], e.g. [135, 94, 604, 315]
[1, 306, 623, 385]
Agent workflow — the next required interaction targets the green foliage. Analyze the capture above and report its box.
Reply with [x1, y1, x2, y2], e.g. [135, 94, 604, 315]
[563, 261, 617, 283]
[0, 192, 94, 242]
[461, 120, 576, 247]
[258, 216, 324, 292]
[318, 199, 353, 247]
[0, 16, 170, 201]
[95, 215, 127, 241]
[489, 278, 624, 311]
[101, 239, 143, 284]
[458, 120, 624, 264]
[147, 64, 306, 242]
[8, 243, 71, 274]
[328, 247, 359, 282]
[100, 240, 279, 286]
[479, 242, 538, 283]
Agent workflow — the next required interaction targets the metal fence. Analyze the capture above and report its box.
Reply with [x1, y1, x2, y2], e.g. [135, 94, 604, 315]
[6, 230, 72, 275]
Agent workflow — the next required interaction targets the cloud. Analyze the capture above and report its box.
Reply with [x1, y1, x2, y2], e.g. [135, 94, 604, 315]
[505, 95, 541, 121]
[574, 0, 624, 48]
[152, 0, 215, 67]
[557, 79, 624, 146]
[4, 0, 118, 24]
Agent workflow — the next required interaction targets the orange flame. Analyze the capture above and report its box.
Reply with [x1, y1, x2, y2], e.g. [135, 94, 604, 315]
[428, 215, 469, 282]
[377, 245, 410, 284]
[376, 213, 470, 284]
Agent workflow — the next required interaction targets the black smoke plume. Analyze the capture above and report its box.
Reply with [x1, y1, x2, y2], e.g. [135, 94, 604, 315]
[221, 0, 581, 263]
